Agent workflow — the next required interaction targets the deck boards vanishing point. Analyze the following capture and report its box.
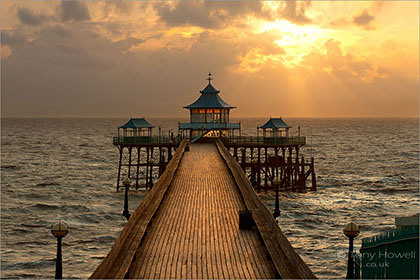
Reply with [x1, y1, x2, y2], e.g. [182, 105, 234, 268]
[128, 143, 276, 279]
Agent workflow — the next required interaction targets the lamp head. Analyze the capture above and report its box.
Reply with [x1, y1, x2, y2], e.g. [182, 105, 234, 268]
[51, 221, 69, 238]
[343, 222, 360, 238]
[122, 176, 131, 187]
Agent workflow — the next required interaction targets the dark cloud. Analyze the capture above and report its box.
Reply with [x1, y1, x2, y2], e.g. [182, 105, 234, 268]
[281, 1, 312, 24]
[1, 30, 28, 46]
[17, 8, 48, 26]
[112, 37, 146, 52]
[154, 1, 271, 29]
[353, 11, 374, 26]
[60, 1, 90, 22]
[1, 23, 242, 117]
[39, 24, 72, 38]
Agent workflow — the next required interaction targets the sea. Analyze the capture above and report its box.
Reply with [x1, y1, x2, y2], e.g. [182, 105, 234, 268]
[1, 117, 419, 279]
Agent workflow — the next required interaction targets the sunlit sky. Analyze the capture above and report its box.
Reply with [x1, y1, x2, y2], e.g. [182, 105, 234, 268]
[1, 1, 419, 117]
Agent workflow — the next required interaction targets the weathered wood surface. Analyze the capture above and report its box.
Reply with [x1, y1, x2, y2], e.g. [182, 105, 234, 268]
[215, 139, 316, 279]
[91, 141, 315, 279]
[127, 143, 276, 279]
[90, 140, 188, 279]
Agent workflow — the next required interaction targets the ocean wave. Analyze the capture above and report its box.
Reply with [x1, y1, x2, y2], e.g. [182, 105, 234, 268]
[1, 165, 20, 170]
[31, 203, 60, 210]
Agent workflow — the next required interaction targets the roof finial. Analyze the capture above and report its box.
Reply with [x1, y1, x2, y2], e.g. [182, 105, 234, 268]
[207, 72, 213, 84]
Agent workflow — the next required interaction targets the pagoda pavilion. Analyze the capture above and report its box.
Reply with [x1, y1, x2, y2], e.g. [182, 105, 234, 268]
[179, 74, 240, 142]
[118, 117, 154, 139]
[258, 117, 291, 138]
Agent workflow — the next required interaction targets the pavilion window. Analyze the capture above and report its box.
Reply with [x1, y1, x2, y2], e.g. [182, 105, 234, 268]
[191, 113, 204, 123]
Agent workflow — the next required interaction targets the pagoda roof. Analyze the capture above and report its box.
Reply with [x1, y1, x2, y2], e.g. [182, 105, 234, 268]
[184, 80, 235, 109]
[200, 83, 220, 94]
[119, 118, 154, 129]
[258, 118, 292, 129]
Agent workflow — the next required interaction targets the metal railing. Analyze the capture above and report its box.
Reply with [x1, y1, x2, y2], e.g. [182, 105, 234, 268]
[224, 136, 306, 145]
[113, 135, 306, 146]
[113, 135, 184, 145]
[179, 122, 241, 130]
[360, 226, 419, 279]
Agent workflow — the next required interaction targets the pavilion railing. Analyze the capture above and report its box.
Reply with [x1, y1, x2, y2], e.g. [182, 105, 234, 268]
[113, 135, 305, 145]
[223, 136, 306, 145]
[113, 135, 184, 145]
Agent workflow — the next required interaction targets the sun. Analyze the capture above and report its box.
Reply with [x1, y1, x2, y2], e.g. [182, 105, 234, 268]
[257, 20, 335, 67]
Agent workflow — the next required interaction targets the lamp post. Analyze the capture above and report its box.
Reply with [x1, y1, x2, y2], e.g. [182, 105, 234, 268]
[272, 176, 281, 218]
[251, 158, 258, 186]
[148, 158, 154, 188]
[343, 222, 360, 279]
[122, 177, 131, 220]
[51, 221, 69, 280]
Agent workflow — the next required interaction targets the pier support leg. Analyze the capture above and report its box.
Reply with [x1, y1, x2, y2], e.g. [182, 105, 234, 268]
[264, 147, 268, 190]
[117, 147, 123, 191]
[158, 147, 163, 176]
[168, 146, 172, 162]
[136, 147, 140, 190]
[149, 147, 154, 188]
[128, 147, 132, 178]
[146, 147, 149, 189]
[257, 148, 261, 192]
[241, 148, 246, 170]
[300, 156, 305, 192]
[311, 157, 317, 191]
[288, 156, 293, 191]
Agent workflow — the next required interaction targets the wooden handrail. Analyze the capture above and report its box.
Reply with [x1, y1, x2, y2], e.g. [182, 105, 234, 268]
[90, 140, 188, 279]
[215, 139, 316, 279]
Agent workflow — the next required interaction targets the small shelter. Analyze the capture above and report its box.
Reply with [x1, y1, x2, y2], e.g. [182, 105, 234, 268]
[179, 73, 240, 140]
[118, 118, 154, 138]
[258, 117, 291, 138]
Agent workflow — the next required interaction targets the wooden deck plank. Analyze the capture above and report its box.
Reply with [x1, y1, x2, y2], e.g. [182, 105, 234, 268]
[128, 143, 276, 279]
[216, 139, 316, 279]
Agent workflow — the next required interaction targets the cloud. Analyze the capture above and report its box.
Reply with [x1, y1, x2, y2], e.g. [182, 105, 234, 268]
[353, 10, 374, 26]
[60, 1, 90, 22]
[17, 8, 49, 26]
[1, 22, 243, 117]
[302, 39, 387, 84]
[153, 1, 271, 29]
[281, 1, 312, 24]
[1, 30, 28, 46]
[112, 37, 146, 52]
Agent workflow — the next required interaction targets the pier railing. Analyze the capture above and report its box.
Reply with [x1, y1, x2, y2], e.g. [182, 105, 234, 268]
[91, 140, 188, 279]
[113, 135, 305, 146]
[113, 135, 183, 145]
[215, 139, 316, 278]
[224, 136, 306, 145]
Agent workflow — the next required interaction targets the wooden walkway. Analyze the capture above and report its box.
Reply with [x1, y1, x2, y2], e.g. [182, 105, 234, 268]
[91, 140, 315, 279]
[128, 143, 276, 279]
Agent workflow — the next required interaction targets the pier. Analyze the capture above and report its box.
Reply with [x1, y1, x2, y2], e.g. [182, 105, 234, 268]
[92, 75, 317, 279]
[91, 140, 315, 279]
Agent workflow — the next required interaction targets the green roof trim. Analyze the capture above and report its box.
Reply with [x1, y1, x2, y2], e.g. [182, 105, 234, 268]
[258, 118, 292, 129]
[119, 118, 154, 129]
[184, 82, 235, 109]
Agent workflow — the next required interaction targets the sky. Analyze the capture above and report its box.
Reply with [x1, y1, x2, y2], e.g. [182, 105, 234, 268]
[1, 1, 419, 118]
